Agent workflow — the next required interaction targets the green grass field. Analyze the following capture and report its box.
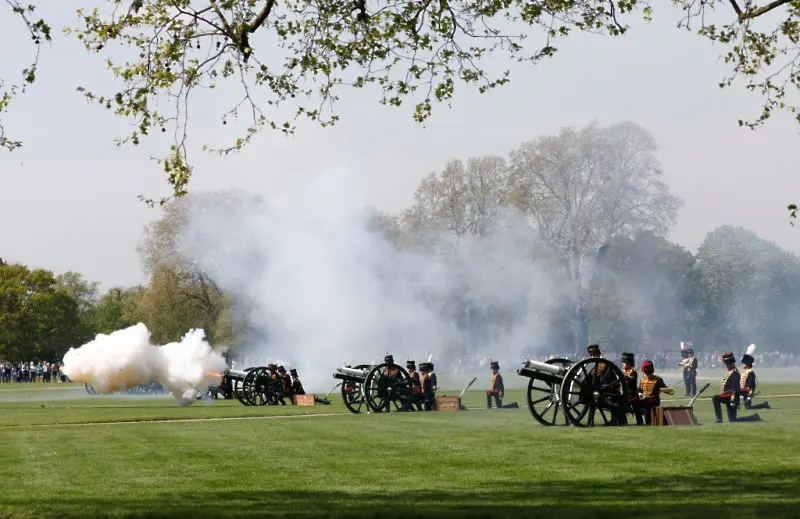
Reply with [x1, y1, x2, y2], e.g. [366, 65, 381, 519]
[1, 377, 799, 519]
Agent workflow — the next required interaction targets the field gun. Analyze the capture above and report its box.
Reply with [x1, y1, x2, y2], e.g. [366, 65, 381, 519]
[333, 360, 414, 414]
[222, 366, 284, 407]
[517, 357, 628, 427]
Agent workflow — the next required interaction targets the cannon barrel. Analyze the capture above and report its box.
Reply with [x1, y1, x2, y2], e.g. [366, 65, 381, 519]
[335, 366, 369, 378]
[522, 360, 567, 376]
[225, 369, 249, 380]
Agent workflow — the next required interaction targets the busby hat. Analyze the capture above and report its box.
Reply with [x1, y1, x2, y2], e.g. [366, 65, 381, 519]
[741, 344, 756, 366]
[267, 363, 278, 370]
[384, 354, 394, 364]
[641, 360, 654, 374]
[722, 352, 736, 365]
[683, 341, 694, 355]
[406, 360, 416, 369]
[419, 362, 430, 372]
[621, 352, 634, 365]
[490, 361, 500, 370]
[289, 368, 298, 377]
[587, 344, 601, 356]
[277, 365, 286, 374]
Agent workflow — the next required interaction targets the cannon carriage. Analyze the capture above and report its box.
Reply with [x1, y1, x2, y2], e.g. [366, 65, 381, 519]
[221, 366, 286, 406]
[332, 359, 414, 414]
[517, 357, 628, 427]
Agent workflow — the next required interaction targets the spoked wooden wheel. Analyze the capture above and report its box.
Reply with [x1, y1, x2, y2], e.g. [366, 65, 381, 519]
[526, 358, 573, 426]
[559, 358, 628, 427]
[84, 383, 98, 396]
[363, 363, 413, 413]
[341, 364, 370, 414]
[235, 367, 255, 406]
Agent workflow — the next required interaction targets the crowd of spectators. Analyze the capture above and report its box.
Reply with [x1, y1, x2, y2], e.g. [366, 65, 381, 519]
[0, 361, 65, 383]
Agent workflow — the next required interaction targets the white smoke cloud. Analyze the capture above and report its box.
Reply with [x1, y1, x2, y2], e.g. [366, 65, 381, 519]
[61, 323, 227, 406]
[177, 170, 564, 391]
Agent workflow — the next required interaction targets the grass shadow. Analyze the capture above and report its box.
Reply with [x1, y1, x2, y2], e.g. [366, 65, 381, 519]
[4, 468, 798, 518]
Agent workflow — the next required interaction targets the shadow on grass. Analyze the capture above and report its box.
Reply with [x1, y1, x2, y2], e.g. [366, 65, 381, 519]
[3, 469, 798, 519]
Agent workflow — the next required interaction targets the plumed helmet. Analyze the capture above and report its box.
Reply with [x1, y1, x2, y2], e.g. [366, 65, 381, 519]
[406, 360, 416, 369]
[741, 344, 756, 366]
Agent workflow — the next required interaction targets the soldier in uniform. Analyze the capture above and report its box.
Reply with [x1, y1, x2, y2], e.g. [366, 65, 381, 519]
[289, 368, 331, 405]
[420, 362, 438, 411]
[405, 360, 423, 411]
[740, 345, 770, 411]
[486, 361, 519, 409]
[277, 365, 293, 402]
[586, 344, 607, 377]
[679, 342, 698, 397]
[711, 352, 761, 423]
[632, 360, 672, 425]
[621, 352, 640, 424]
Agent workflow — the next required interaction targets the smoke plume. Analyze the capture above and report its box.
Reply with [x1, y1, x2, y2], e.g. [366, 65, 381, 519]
[177, 171, 563, 391]
[61, 323, 227, 405]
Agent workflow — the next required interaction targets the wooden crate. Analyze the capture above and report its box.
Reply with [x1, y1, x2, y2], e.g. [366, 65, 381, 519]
[651, 406, 698, 426]
[436, 395, 461, 411]
[294, 394, 316, 406]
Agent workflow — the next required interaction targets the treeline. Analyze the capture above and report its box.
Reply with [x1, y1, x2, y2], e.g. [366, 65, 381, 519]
[2, 122, 799, 361]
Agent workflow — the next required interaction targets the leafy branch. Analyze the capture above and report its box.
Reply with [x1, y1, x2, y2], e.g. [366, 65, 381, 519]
[65, 0, 646, 206]
[0, 0, 52, 151]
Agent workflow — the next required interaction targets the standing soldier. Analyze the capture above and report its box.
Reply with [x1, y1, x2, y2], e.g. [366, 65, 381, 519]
[277, 365, 293, 403]
[621, 352, 639, 424]
[711, 352, 761, 423]
[420, 362, 438, 411]
[679, 342, 698, 397]
[406, 360, 423, 411]
[739, 345, 770, 411]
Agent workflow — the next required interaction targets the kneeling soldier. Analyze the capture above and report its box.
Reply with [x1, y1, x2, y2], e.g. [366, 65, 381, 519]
[712, 352, 761, 423]
[740, 345, 770, 411]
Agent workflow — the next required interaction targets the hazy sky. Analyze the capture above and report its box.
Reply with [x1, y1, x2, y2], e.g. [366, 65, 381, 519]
[1, 2, 799, 290]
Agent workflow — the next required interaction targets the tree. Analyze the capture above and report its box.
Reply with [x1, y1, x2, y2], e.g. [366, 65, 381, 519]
[92, 285, 146, 334]
[136, 191, 248, 344]
[0, 262, 89, 360]
[691, 225, 800, 348]
[402, 155, 507, 240]
[588, 231, 696, 352]
[506, 121, 681, 351]
[1, 1, 51, 151]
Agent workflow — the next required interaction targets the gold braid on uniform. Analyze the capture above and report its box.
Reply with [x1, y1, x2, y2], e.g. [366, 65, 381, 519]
[739, 368, 752, 392]
[720, 369, 737, 394]
[640, 375, 662, 399]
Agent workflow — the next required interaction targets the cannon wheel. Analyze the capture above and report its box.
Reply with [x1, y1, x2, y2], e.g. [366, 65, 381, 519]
[341, 364, 371, 414]
[264, 367, 287, 405]
[242, 367, 275, 406]
[559, 357, 628, 427]
[235, 367, 256, 406]
[526, 357, 573, 426]
[84, 382, 98, 396]
[363, 363, 413, 413]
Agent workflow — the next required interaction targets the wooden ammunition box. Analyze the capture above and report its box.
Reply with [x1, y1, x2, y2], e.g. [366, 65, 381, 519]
[294, 394, 316, 406]
[436, 395, 461, 411]
[651, 406, 698, 426]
